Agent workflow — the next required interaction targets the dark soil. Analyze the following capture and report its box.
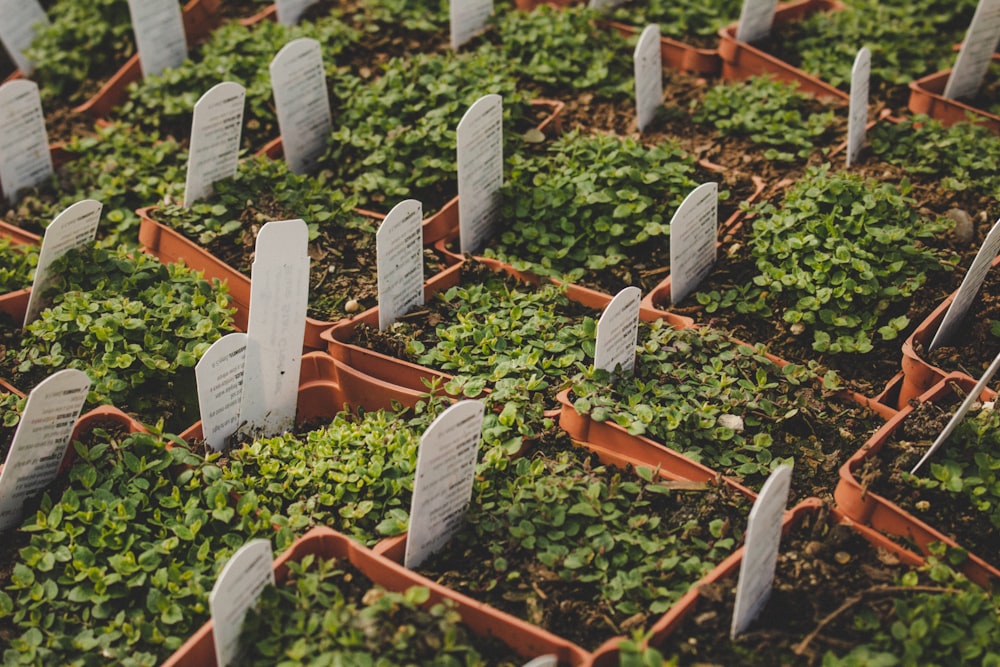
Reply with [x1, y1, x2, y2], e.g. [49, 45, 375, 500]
[415, 436, 754, 652]
[918, 267, 1000, 380]
[653, 504, 920, 665]
[857, 392, 1000, 566]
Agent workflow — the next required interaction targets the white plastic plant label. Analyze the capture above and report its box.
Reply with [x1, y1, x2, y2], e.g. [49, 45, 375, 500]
[931, 217, 1000, 350]
[846, 47, 870, 168]
[521, 657, 559, 667]
[0, 80, 53, 204]
[735, 0, 779, 43]
[944, 0, 1000, 100]
[594, 286, 641, 376]
[210, 539, 275, 667]
[24, 199, 102, 327]
[126, 0, 187, 79]
[195, 333, 248, 452]
[238, 219, 309, 439]
[450, 0, 492, 50]
[276, 0, 319, 25]
[405, 400, 485, 569]
[0, 368, 90, 532]
[730, 464, 793, 637]
[269, 38, 331, 175]
[183, 81, 246, 207]
[912, 348, 1000, 475]
[634, 24, 663, 133]
[0, 0, 49, 74]
[588, 0, 626, 9]
[670, 183, 719, 305]
[458, 94, 503, 254]
[377, 199, 424, 331]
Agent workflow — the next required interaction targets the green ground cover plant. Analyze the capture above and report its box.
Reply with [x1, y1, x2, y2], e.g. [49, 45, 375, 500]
[318, 48, 531, 215]
[116, 14, 361, 150]
[605, 0, 743, 41]
[870, 115, 1000, 222]
[0, 238, 37, 295]
[693, 164, 955, 355]
[568, 320, 879, 498]
[0, 426, 279, 666]
[0, 392, 26, 462]
[416, 434, 752, 651]
[691, 75, 839, 163]
[1, 123, 187, 246]
[484, 130, 726, 293]
[240, 556, 520, 666]
[9, 244, 235, 431]
[222, 396, 445, 547]
[766, 0, 979, 102]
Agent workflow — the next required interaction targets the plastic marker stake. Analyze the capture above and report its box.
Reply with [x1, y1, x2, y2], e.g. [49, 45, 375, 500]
[276, 0, 319, 24]
[24, 200, 102, 326]
[450, 0, 492, 49]
[944, 0, 1000, 100]
[195, 333, 248, 452]
[911, 348, 1000, 475]
[735, 0, 779, 43]
[846, 47, 870, 168]
[126, 0, 187, 78]
[521, 657, 559, 667]
[634, 24, 663, 133]
[0, 369, 91, 532]
[670, 183, 719, 305]
[183, 82, 246, 206]
[457, 94, 503, 254]
[239, 220, 309, 439]
[377, 199, 424, 331]
[210, 540, 275, 667]
[931, 218, 1000, 350]
[270, 38, 331, 175]
[0, 80, 53, 203]
[730, 464, 793, 637]
[0, 0, 49, 74]
[405, 400, 485, 569]
[594, 286, 641, 376]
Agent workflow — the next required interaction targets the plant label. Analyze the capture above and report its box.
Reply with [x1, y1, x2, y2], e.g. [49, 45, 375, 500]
[458, 94, 503, 254]
[196, 333, 248, 452]
[634, 24, 663, 133]
[23, 199, 102, 327]
[210, 539, 275, 667]
[846, 47, 870, 168]
[931, 217, 1000, 350]
[521, 657, 559, 667]
[405, 400, 485, 569]
[183, 81, 246, 207]
[735, 0, 779, 43]
[0, 80, 53, 204]
[238, 220, 309, 439]
[270, 38, 331, 175]
[126, 0, 187, 79]
[730, 464, 792, 637]
[594, 286, 641, 376]
[670, 183, 719, 305]
[912, 348, 1000, 474]
[0, 0, 48, 74]
[944, 0, 1000, 100]
[377, 199, 424, 331]
[0, 369, 90, 532]
[276, 0, 319, 25]
[450, 0, 492, 50]
[588, 0, 626, 9]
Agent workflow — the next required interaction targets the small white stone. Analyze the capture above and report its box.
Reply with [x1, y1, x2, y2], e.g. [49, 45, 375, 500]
[718, 413, 744, 432]
[947, 208, 975, 244]
[344, 299, 361, 313]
